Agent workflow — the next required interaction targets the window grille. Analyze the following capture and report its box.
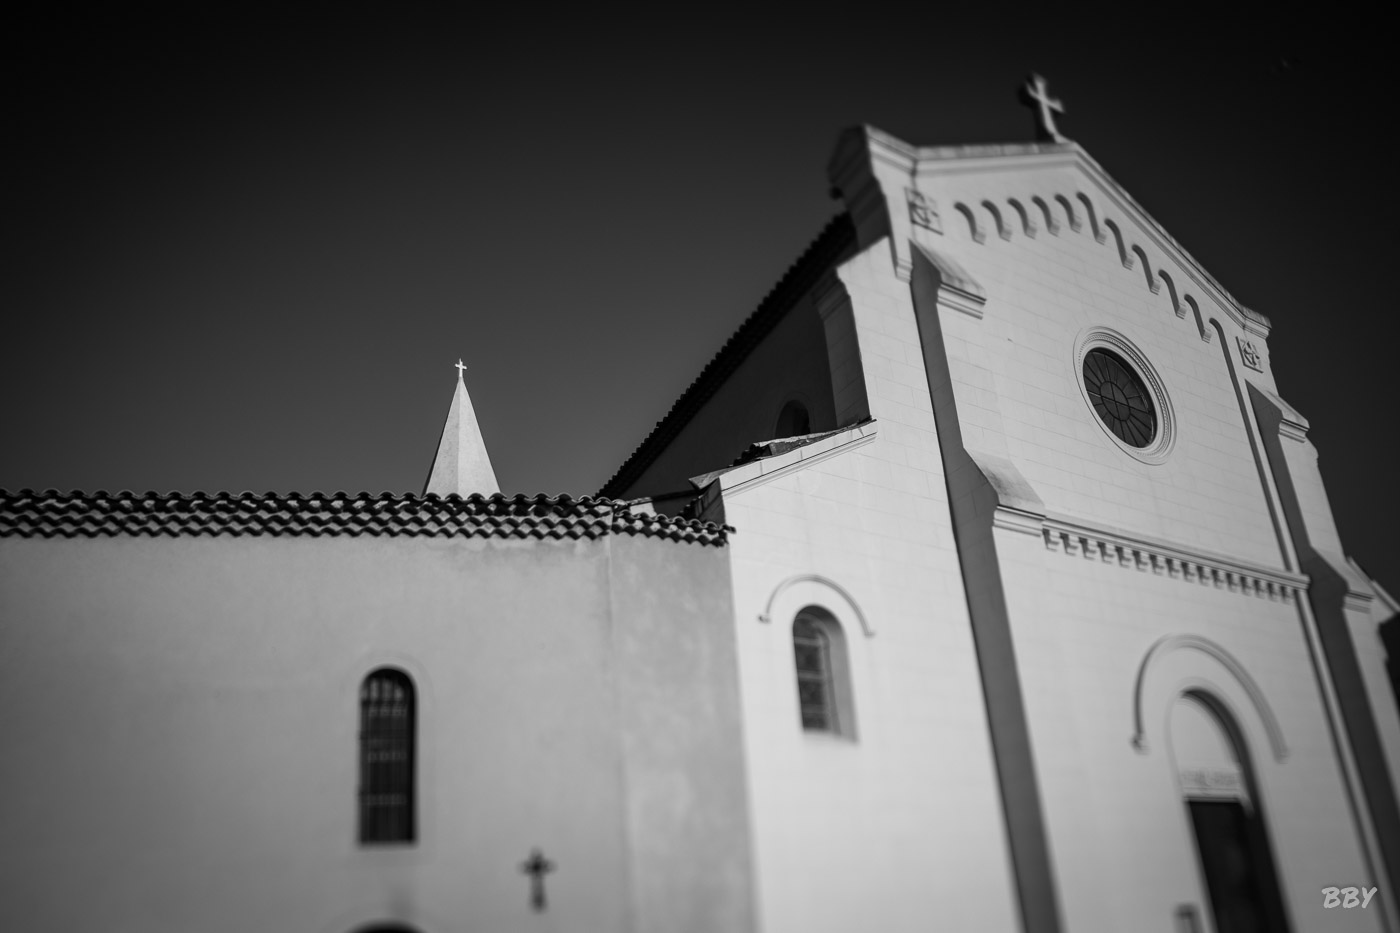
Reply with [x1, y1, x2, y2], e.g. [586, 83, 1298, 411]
[359, 668, 415, 844]
[793, 615, 837, 732]
[1083, 348, 1156, 448]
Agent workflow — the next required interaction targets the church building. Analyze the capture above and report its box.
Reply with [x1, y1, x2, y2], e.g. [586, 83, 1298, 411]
[2, 80, 1397, 933]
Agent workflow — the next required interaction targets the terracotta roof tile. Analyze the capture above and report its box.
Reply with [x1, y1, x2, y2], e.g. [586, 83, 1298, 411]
[598, 214, 856, 499]
[0, 489, 729, 547]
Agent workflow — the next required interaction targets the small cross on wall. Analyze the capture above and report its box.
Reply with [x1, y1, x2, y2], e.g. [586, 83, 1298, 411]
[1020, 73, 1068, 144]
[520, 848, 555, 912]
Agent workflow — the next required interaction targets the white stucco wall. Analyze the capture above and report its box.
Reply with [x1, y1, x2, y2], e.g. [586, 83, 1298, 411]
[724, 445, 1021, 933]
[0, 530, 752, 933]
[914, 163, 1283, 568]
[997, 528, 1380, 931]
[894, 151, 1387, 931]
[718, 226, 1023, 933]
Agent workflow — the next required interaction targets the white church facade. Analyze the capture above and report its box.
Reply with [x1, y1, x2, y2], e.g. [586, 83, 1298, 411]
[3, 83, 1398, 933]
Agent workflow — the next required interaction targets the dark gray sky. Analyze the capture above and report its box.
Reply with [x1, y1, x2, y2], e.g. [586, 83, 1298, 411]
[6, 10, 1396, 592]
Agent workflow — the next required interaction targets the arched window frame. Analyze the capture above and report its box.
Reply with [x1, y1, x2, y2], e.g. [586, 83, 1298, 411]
[774, 398, 812, 439]
[791, 606, 857, 740]
[359, 667, 416, 845]
[1170, 690, 1254, 810]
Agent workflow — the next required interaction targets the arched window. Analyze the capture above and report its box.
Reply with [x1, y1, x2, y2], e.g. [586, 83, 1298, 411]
[1169, 692, 1286, 933]
[793, 615, 837, 731]
[774, 400, 811, 438]
[359, 668, 415, 845]
[792, 608, 855, 738]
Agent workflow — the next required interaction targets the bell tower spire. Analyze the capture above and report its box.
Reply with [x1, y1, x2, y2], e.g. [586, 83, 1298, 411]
[423, 359, 500, 497]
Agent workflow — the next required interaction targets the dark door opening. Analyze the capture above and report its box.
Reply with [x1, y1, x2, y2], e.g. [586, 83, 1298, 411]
[1188, 799, 1289, 933]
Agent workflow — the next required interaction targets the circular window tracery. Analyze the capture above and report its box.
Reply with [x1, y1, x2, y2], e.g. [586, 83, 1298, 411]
[1083, 348, 1156, 448]
[1073, 327, 1175, 464]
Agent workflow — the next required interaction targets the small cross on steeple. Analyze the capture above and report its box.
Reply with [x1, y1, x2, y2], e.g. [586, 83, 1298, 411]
[1020, 74, 1068, 144]
[455, 358, 468, 380]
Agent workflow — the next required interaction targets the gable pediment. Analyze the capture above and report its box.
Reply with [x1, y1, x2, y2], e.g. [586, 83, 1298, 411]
[828, 125, 1270, 341]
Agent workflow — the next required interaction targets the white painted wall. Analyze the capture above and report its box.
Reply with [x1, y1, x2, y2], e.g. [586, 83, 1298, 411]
[0, 531, 753, 933]
[713, 227, 1024, 933]
[724, 445, 1021, 933]
[998, 529, 1379, 931]
[894, 149, 1387, 931]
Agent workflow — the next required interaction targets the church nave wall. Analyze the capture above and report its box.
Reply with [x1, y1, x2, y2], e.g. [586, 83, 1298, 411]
[0, 530, 753, 933]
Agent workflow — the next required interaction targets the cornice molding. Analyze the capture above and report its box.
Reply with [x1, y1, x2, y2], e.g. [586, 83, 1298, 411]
[691, 421, 878, 499]
[992, 505, 1044, 536]
[910, 241, 987, 319]
[1039, 515, 1308, 602]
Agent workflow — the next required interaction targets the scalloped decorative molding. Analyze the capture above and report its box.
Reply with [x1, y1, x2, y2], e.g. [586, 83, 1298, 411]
[907, 184, 1267, 358]
[836, 128, 1272, 341]
[953, 202, 985, 243]
[958, 189, 1260, 353]
[1030, 195, 1059, 234]
[1076, 191, 1106, 243]
[1008, 197, 1035, 237]
[982, 200, 1011, 240]
[1158, 270, 1185, 318]
[1054, 194, 1081, 232]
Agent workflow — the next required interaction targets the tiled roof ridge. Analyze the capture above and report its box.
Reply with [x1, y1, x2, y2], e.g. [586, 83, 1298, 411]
[0, 489, 730, 547]
[597, 213, 856, 499]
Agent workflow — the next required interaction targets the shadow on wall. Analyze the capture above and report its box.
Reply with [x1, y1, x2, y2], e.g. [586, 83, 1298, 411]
[1381, 616, 1400, 706]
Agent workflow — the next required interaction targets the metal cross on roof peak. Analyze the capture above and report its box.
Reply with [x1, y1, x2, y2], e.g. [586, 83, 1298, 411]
[1021, 74, 1068, 144]
[455, 359, 468, 380]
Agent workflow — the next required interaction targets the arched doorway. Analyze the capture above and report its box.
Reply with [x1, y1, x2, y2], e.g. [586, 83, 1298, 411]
[1169, 692, 1289, 933]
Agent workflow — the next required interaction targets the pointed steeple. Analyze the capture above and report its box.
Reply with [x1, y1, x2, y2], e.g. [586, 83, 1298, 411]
[423, 360, 500, 497]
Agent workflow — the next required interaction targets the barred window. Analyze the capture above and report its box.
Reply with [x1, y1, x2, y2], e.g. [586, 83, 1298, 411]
[793, 614, 838, 732]
[359, 668, 415, 845]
